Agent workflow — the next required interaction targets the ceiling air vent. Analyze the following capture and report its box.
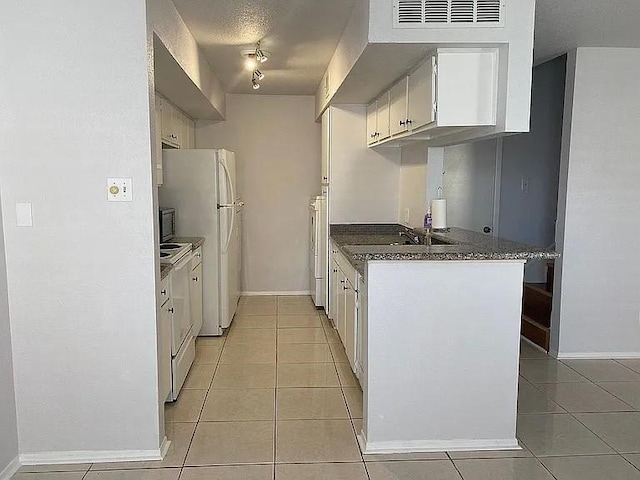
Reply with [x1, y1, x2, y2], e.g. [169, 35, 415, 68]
[394, 0, 504, 28]
[397, 0, 424, 24]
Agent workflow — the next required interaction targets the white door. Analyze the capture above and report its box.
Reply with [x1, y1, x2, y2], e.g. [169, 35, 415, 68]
[217, 151, 237, 328]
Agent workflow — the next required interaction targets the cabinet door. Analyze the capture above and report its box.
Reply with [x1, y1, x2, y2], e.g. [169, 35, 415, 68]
[158, 299, 172, 402]
[389, 77, 408, 136]
[408, 57, 436, 131]
[344, 280, 357, 369]
[321, 109, 330, 184]
[154, 95, 163, 186]
[329, 257, 340, 321]
[190, 263, 203, 336]
[188, 118, 195, 149]
[366, 101, 378, 145]
[377, 92, 391, 141]
[160, 97, 175, 145]
[337, 271, 347, 345]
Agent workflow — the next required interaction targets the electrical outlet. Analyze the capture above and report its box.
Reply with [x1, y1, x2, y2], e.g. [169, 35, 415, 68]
[107, 178, 133, 202]
[521, 177, 530, 192]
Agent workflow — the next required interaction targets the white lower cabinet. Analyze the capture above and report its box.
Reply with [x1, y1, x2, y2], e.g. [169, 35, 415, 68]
[158, 276, 172, 403]
[190, 247, 203, 336]
[329, 242, 364, 378]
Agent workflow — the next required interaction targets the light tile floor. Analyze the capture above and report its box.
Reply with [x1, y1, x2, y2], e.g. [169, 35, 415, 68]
[12, 296, 640, 479]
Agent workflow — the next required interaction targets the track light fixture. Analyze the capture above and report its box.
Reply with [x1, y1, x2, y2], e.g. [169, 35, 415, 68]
[255, 42, 269, 64]
[241, 41, 271, 91]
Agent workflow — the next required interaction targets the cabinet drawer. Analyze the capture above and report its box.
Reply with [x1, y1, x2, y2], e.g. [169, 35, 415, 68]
[191, 246, 202, 269]
[334, 249, 357, 288]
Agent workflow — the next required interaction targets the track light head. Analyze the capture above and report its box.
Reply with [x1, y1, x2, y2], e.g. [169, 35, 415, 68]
[254, 69, 265, 81]
[252, 78, 260, 90]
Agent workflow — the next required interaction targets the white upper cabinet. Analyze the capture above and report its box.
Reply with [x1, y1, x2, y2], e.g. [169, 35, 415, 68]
[376, 92, 391, 141]
[367, 48, 498, 146]
[407, 57, 436, 131]
[366, 100, 378, 145]
[367, 92, 391, 145]
[157, 93, 195, 150]
[321, 109, 330, 184]
[389, 77, 408, 136]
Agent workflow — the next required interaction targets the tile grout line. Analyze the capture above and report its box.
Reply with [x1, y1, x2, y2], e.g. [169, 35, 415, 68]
[519, 350, 640, 461]
[181, 334, 227, 470]
[521, 354, 638, 413]
[273, 297, 280, 477]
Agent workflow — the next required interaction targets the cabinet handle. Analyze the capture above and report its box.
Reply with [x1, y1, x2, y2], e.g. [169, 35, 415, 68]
[161, 289, 167, 295]
[343, 285, 349, 291]
[340, 279, 345, 284]
[193, 276, 199, 281]
[399, 120, 406, 126]
[333, 269, 338, 273]
[370, 133, 376, 138]
[168, 307, 174, 313]
[406, 119, 412, 125]
[196, 253, 201, 258]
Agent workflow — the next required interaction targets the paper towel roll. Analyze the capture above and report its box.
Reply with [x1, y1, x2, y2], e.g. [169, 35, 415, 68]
[431, 199, 447, 229]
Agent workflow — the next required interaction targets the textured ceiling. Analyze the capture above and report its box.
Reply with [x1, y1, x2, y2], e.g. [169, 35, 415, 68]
[534, 0, 640, 64]
[172, 0, 357, 95]
[172, 0, 640, 95]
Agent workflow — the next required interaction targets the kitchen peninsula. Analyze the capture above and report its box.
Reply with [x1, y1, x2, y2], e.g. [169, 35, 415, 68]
[329, 224, 557, 454]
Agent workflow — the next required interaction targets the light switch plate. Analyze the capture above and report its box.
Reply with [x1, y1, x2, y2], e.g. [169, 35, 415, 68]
[16, 203, 33, 227]
[107, 178, 133, 202]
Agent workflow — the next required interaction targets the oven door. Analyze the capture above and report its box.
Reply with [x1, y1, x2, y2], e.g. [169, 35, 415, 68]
[170, 251, 193, 356]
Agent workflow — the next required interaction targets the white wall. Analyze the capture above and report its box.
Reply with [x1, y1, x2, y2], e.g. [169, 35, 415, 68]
[328, 106, 401, 224]
[0, 0, 161, 461]
[552, 48, 640, 358]
[398, 144, 428, 227]
[0, 194, 19, 474]
[443, 140, 498, 233]
[500, 56, 566, 282]
[196, 95, 321, 294]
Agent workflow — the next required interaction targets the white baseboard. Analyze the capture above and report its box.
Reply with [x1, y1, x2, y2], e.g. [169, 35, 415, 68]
[557, 352, 640, 360]
[0, 456, 20, 480]
[241, 290, 311, 296]
[19, 448, 163, 465]
[159, 437, 171, 459]
[357, 435, 520, 454]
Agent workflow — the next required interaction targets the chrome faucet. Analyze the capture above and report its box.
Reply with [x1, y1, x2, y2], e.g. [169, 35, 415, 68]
[399, 231, 420, 245]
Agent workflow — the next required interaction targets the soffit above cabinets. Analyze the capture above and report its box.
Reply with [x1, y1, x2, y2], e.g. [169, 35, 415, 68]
[171, 0, 357, 95]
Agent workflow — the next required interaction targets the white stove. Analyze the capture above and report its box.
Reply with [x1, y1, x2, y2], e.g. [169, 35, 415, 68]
[160, 242, 192, 265]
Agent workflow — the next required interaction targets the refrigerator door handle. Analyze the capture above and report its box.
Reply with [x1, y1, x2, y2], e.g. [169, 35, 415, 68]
[220, 160, 235, 253]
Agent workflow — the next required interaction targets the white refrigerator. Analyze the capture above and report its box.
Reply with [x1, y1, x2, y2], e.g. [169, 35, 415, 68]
[160, 149, 243, 336]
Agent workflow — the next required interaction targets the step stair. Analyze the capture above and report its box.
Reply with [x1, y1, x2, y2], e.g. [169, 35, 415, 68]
[521, 261, 554, 351]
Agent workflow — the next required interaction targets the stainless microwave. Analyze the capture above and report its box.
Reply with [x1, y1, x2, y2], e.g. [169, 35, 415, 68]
[159, 208, 176, 243]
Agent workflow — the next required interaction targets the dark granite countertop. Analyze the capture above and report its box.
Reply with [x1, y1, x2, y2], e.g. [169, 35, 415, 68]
[160, 263, 173, 280]
[331, 224, 558, 275]
[172, 236, 205, 250]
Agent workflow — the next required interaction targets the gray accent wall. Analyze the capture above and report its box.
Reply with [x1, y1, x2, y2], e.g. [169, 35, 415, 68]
[500, 55, 566, 282]
[0, 193, 18, 471]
